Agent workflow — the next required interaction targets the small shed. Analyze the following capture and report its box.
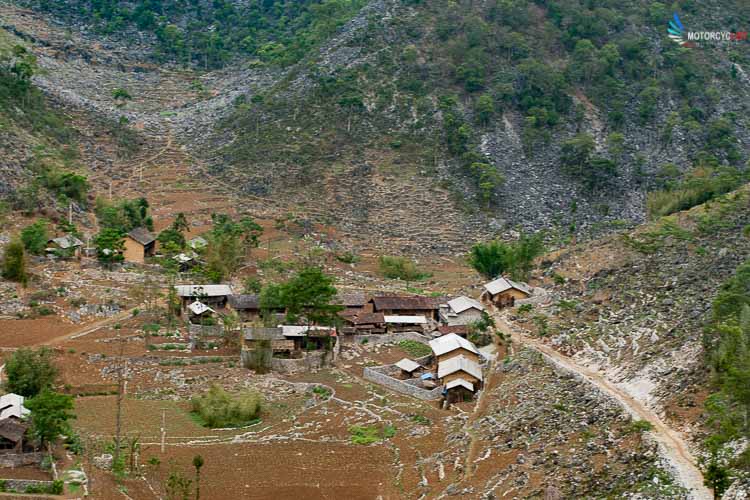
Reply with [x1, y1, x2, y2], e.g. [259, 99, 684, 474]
[395, 358, 422, 377]
[0, 418, 27, 453]
[47, 235, 83, 258]
[124, 227, 156, 264]
[339, 312, 385, 335]
[173, 252, 197, 271]
[439, 296, 485, 326]
[481, 277, 532, 308]
[187, 301, 215, 323]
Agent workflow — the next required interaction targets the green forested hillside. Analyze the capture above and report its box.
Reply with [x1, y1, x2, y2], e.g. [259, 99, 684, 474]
[18, 0, 367, 68]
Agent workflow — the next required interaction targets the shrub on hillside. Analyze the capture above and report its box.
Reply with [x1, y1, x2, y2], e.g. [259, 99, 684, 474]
[378, 256, 431, 282]
[191, 385, 262, 428]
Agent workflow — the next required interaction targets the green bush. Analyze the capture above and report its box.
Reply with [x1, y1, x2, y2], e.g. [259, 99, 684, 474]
[378, 256, 431, 281]
[349, 425, 396, 445]
[191, 385, 262, 428]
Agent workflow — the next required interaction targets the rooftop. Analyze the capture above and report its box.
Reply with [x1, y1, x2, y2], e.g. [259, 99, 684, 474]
[437, 355, 483, 381]
[483, 277, 531, 296]
[384, 315, 427, 324]
[174, 284, 233, 297]
[228, 294, 260, 310]
[370, 295, 439, 311]
[445, 378, 475, 392]
[395, 358, 422, 373]
[127, 227, 156, 246]
[0, 393, 29, 420]
[429, 333, 479, 357]
[446, 296, 485, 314]
[188, 301, 214, 316]
[50, 234, 83, 249]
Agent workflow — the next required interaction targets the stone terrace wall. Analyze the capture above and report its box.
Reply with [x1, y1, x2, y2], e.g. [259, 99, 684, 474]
[364, 361, 442, 401]
[0, 452, 44, 467]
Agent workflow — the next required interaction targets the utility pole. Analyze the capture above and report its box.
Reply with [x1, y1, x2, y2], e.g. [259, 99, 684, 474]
[160, 408, 167, 453]
[113, 334, 125, 470]
[68, 202, 73, 225]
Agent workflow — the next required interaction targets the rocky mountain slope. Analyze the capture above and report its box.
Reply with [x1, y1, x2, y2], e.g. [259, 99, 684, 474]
[2, 0, 748, 254]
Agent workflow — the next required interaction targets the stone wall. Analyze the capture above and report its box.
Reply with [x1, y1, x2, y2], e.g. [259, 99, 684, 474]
[240, 349, 331, 374]
[0, 478, 59, 494]
[188, 324, 224, 337]
[0, 452, 44, 468]
[363, 359, 442, 401]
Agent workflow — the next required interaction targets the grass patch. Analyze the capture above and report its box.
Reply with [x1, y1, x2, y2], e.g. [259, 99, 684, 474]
[349, 424, 397, 445]
[397, 340, 432, 358]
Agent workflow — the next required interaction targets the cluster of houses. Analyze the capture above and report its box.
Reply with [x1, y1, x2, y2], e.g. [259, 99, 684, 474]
[45, 227, 208, 267]
[175, 276, 532, 330]
[174, 275, 534, 403]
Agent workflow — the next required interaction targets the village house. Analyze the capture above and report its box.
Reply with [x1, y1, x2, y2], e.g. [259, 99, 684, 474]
[339, 312, 385, 335]
[364, 295, 440, 321]
[174, 284, 233, 313]
[173, 252, 198, 271]
[429, 333, 480, 364]
[429, 333, 483, 402]
[123, 227, 156, 264]
[481, 277, 532, 308]
[439, 296, 485, 326]
[228, 294, 262, 322]
[334, 290, 369, 316]
[47, 234, 83, 259]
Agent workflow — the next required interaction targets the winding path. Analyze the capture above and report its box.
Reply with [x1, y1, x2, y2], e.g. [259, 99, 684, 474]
[494, 314, 712, 499]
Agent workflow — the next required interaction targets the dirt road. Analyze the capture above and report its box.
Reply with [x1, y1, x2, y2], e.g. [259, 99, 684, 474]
[494, 315, 712, 500]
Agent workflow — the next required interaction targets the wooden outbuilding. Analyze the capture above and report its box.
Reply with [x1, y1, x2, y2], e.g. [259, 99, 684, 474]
[437, 355, 483, 389]
[481, 277, 532, 308]
[123, 227, 156, 264]
[228, 294, 262, 322]
[47, 234, 83, 259]
[0, 418, 28, 453]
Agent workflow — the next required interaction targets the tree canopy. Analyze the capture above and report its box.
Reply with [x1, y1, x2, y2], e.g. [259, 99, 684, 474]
[260, 266, 341, 325]
[4, 347, 58, 398]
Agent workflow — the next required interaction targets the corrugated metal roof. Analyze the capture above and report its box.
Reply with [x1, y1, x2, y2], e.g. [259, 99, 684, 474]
[243, 327, 284, 341]
[127, 227, 156, 245]
[188, 301, 215, 315]
[175, 285, 233, 297]
[395, 358, 421, 372]
[279, 325, 335, 337]
[0, 394, 29, 420]
[429, 333, 479, 356]
[50, 235, 83, 249]
[384, 315, 427, 324]
[437, 355, 483, 381]
[447, 296, 485, 314]
[483, 277, 531, 296]
[445, 378, 475, 392]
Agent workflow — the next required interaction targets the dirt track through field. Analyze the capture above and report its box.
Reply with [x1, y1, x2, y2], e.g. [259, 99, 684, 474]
[494, 314, 712, 500]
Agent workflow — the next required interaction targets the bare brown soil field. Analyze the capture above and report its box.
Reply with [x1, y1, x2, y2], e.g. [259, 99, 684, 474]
[0, 318, 79, 347]
[141, 441, 401, 500]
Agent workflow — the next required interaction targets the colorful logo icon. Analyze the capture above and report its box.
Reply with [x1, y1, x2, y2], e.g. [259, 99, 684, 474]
[668, 13, 689, 46]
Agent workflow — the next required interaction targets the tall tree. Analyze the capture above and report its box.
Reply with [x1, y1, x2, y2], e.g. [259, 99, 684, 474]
[4, 347, 57, 397]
